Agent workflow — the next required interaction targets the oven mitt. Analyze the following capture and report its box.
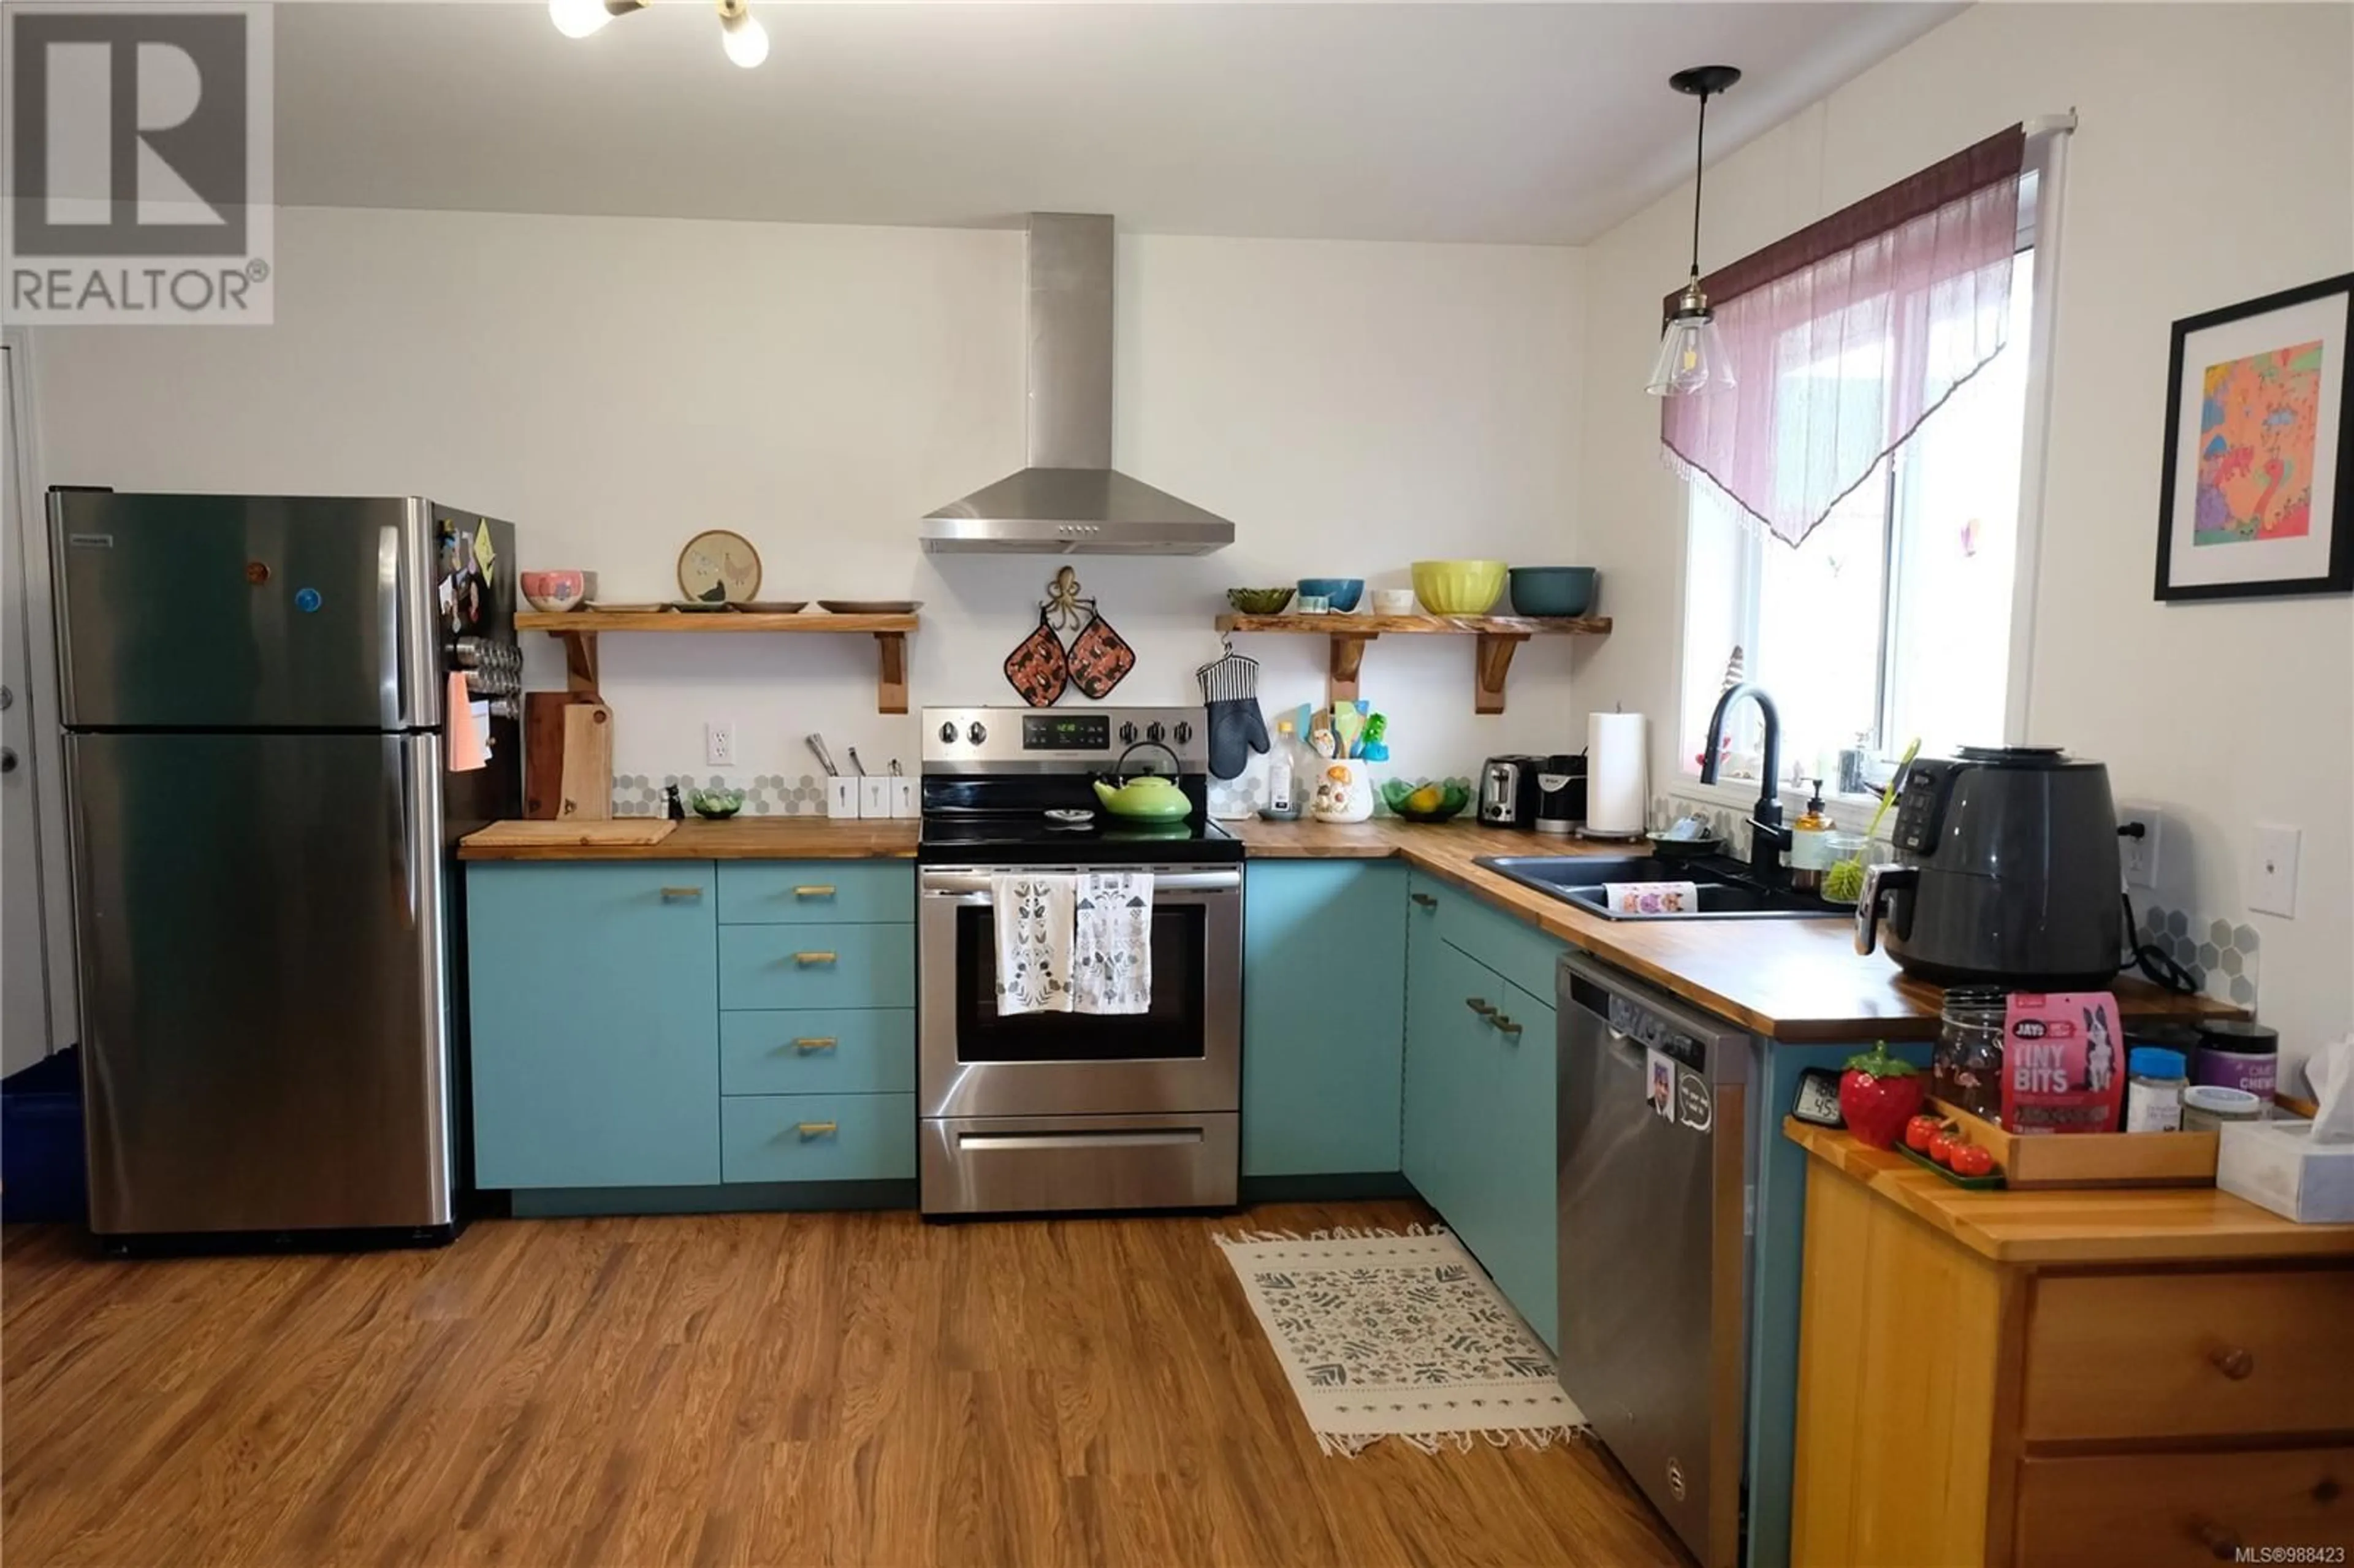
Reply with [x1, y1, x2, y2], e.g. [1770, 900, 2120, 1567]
[1205, 696, 1270, 780]
[1003, 611, 1069, 708]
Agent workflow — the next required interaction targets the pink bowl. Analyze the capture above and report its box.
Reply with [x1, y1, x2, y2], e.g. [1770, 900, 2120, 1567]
[520, 569, 595, 612]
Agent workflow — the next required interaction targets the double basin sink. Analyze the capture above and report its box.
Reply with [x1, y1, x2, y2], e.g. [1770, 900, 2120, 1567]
[1473, 853, 1845, 922]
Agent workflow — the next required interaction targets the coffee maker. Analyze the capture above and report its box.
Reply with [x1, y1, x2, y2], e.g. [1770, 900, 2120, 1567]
[1534, 753, 1587, 835]
[1478, 756, 1544, 828]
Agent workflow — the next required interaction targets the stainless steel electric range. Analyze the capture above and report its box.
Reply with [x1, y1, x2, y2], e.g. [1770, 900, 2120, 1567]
[917, 706, 1243, 1216]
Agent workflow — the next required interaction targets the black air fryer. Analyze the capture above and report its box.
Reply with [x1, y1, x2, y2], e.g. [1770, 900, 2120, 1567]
[1854, 747, 2122, 989]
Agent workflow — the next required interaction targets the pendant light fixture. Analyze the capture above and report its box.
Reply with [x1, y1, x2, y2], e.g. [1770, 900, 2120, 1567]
[548, 0, 770, 69]
[1648, 64, 1742, 397]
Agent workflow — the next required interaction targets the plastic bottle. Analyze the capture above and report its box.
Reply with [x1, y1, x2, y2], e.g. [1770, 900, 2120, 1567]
[1268, 718, 1298, 815]
[2124, 1046, 2188, 1133]
[1788, 778, 1834, 890]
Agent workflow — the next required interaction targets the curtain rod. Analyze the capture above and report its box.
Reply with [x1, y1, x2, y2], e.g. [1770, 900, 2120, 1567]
[2024, 113, 2078, 140]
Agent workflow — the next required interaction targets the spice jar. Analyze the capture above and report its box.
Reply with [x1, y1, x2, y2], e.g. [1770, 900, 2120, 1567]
[1933, 987, 2008, 1121]
[2124, 1046, 2188, 1133]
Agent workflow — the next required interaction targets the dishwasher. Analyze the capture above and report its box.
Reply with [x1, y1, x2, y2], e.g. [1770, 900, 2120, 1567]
[1555, 949, 1756, 1568]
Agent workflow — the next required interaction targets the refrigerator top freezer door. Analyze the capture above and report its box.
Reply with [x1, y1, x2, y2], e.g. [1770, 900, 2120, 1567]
[50, 493, 506, 731]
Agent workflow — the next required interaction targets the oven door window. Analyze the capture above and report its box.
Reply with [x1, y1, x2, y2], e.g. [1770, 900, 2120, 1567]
[954, 904, 1208, 1062]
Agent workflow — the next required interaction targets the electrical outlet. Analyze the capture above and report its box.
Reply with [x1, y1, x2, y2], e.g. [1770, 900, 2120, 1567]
[705, 721, 735, 768]
[2117, 805, 2162, 888]
[2250, 823, 2301, 918]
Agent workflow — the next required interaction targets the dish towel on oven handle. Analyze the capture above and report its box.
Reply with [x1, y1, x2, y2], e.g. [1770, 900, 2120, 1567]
[1073, 871, 1154, 1014]
[991, 874, 1074, 1016]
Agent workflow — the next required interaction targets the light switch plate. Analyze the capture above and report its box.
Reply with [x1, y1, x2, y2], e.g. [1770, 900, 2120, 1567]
[2250, 823, 2301, 917]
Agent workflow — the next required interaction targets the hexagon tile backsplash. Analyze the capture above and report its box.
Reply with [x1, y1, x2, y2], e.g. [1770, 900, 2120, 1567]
[2136, 904, 2261, 1008]
[611, 773, 831, 816]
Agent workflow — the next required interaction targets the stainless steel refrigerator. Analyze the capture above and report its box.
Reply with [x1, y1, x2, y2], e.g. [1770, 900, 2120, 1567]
[50, 492, 522, 1244]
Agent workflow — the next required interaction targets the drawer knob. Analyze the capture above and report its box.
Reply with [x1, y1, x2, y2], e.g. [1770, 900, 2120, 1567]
[796, 1121, 838, 1139]
[2190, 1520, 2241, 1562]
[1411, 893, 1437, 908]
[793, 885, 837, 898]
[792, 951, 838, 966]
[2316, 1477, 2344, 1505]
[2209, 1345, 2256, 1380]
[791, 1037, 838, 1053]
[659, 886, 703, 901]
[1466, 997, 1495, 1016]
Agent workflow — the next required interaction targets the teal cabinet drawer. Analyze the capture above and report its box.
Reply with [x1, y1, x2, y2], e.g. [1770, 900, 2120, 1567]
[722, 1093, 915, 1183]
[1437, 887, 1565, 1002]
[720, 1009, 915, 1097]
[718, 923, 915, 1010]
[717, 861, 912, 926]
[1481, 973, 1558, 1349]
[467, 862, 720, 1189]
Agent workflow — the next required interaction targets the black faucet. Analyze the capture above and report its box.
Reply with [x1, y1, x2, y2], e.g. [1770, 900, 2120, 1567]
[1699, 681, 1790, 880]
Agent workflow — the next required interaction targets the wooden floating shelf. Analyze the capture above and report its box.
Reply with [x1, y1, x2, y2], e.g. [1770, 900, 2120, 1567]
[1214, 612, 1611, 715]
[515, 611, 920, 714]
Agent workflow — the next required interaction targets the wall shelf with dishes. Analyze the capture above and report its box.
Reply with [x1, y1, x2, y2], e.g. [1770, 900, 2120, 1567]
[1213, 613, 1611, 715]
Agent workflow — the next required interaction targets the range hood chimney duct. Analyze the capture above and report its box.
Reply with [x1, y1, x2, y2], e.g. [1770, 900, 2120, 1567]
[918, 214, 1235, 555]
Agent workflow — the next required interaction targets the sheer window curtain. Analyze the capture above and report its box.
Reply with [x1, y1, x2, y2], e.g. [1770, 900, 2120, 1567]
[1663, 125, 2028, 549]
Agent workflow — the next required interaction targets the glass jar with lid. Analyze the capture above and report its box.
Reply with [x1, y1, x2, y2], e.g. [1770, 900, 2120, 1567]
[1933, 987, 2008, 1121]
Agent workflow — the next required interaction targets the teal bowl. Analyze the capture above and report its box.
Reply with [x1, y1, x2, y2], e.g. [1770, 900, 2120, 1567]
[1507, 566, 1599, 618]
[1297, 577, 1365, 613]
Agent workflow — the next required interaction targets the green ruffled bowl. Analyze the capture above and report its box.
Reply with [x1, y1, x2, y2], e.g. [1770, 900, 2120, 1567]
[1379, 778, 1470, 823]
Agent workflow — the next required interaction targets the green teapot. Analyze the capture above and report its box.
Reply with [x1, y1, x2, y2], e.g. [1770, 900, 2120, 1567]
[1092, 772, 1192, 821]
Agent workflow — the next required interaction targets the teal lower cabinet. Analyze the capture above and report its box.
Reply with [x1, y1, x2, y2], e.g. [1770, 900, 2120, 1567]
[467, 856, 918, 1207]
[467, 862, 722, 1189]
[1241, 861, 1407, 1182]
[1400, 875, 1564, 1349]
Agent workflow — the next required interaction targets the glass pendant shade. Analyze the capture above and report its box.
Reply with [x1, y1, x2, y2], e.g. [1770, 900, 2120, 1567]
[1648, 306, 1733, 396]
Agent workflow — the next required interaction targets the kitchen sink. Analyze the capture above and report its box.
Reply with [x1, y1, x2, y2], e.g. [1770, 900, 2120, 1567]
[1473, 854, 1845, 921]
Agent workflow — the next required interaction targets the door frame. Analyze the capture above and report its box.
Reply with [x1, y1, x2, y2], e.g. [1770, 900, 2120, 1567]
[2, 329, 79, 1062]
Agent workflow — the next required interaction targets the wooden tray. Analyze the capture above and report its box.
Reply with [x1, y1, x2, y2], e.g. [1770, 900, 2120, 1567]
[463, 820, 677, 849]
[1927, 1097, 2217, 1190]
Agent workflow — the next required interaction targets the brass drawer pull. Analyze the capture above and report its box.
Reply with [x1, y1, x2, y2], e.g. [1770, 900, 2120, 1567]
[793, 885, 837, 898]
[2209, 1345, 2255, 1380]
[1466, 997, 1495, 1016]
[1493, 1015, 1523, 1037]
[659, 886, 703, 900]
[1411, 893, 1437, 908]
[792, 951, 837, 965]
[795, 1121, 838, 1138]
[791, 1037, 839, 1053]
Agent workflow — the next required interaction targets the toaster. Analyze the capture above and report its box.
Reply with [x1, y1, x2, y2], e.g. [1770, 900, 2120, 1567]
[1478, 755, 1545, 828]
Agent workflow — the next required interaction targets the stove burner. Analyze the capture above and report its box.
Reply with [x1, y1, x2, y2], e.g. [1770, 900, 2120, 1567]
[1045, 808, 1096, 828]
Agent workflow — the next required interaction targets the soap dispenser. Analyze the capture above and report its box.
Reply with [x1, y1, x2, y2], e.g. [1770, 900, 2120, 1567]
[1789, 778, 1834, 891]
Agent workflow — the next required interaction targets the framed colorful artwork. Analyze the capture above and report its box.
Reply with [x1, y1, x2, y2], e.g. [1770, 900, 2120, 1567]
[2156, 273, 2353, 601]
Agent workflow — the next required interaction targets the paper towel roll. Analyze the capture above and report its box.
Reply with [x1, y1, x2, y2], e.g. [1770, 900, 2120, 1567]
[1584, 712, 1648, 838]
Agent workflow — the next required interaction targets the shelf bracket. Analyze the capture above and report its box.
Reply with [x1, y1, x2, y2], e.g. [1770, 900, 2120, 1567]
[1472, 631, 1528, 715]
[1328, 633, 1375, 706]
[874, 631, 908, 715]
[558, 630, 601, 699]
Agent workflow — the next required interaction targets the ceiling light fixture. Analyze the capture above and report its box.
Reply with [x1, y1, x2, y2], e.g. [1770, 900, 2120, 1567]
[547, 0, 769, 69]
[1648, 64, 1741, 398]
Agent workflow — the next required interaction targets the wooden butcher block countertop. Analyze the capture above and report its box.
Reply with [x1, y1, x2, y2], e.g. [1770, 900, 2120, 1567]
[1783, 1119, 2354, 1265]
[460, 816, 919, 861]
[1227, 818, 2239, 1043]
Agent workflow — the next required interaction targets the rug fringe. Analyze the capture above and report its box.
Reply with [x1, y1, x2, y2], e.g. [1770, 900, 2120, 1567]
[1213, 1224, 1451, 1245]
[1325, 1425, 1589, 1458]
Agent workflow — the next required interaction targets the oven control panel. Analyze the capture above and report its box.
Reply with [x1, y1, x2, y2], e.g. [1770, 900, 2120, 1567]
[921, 706, 1209, 772]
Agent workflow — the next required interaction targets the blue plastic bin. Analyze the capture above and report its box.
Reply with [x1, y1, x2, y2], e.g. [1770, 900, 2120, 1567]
[3, 1048, 88, 1224]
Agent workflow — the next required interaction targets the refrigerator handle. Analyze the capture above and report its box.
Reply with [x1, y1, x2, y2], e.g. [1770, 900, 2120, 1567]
[386, 736, 417, 926]
[378, 522, 403, 730]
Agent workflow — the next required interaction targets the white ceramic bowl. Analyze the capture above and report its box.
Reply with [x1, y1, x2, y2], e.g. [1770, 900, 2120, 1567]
[1372, 588, 1417, 617]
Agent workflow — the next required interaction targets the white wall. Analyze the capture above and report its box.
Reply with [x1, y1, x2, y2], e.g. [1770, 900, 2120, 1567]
[29, 207, 1589, 796]
[1575, 2, 2354, 1084]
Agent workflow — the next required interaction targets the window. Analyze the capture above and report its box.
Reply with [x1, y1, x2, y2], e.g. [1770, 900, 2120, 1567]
[1678, 232, 2038, 790]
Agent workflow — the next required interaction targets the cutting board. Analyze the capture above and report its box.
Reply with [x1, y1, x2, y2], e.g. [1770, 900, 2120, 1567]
[522, 692, 578, 820]
[463, 820, 678, 849]
[558, 701, 614, 820]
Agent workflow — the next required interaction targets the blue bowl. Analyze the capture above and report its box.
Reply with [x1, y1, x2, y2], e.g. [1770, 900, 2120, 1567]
[1296, 577, 1365, 613]
[1507, 566, 1599, 618]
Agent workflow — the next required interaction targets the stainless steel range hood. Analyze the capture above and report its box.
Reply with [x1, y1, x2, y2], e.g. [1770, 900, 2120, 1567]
[920, 215, 1235, 556]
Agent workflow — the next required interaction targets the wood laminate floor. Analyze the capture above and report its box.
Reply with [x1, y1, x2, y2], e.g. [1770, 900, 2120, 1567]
[3, 1201, 1691, 1568]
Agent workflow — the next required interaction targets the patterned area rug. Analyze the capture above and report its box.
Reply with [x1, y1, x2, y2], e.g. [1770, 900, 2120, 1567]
[1215, 1226, 1586, 1456]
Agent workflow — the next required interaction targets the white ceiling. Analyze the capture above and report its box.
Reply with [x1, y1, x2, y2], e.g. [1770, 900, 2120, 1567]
[275, 2, 1960, 245]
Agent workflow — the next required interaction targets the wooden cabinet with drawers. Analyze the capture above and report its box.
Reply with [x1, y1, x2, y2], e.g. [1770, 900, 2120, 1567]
[1786, 1121, 2354, 1568]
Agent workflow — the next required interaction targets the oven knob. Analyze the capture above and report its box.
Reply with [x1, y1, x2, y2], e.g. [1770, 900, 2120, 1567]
[1118, 721, 1138, 745]
[939, 721, 956, 744]
[1146, 721, 1166, 744]
[1173, 721, 1194, 745]
[967, 721, 988, 745]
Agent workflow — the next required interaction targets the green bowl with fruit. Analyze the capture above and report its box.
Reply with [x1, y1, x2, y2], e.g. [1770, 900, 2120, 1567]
[690, 787, 745, 820]
[1379, 778, 1470, 823]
